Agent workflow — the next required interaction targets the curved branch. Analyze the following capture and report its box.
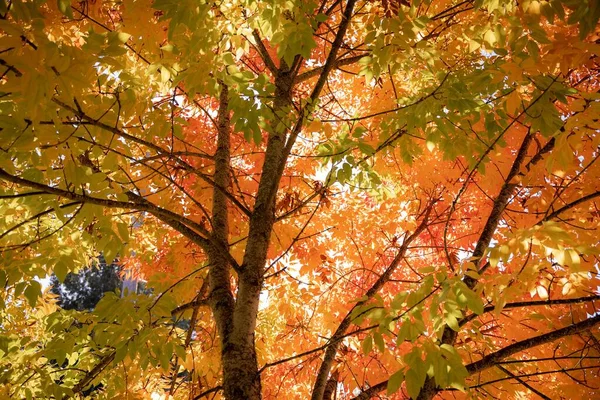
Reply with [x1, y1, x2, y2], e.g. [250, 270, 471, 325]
[442, 77, 560, 278]
[320, 74, 448, 123]
[0, 201, 81, 241]
[171, 297, 209, 316]
[349, 381, 388, 400]
[70, 352, 115, 396]
[542, 190, 600, 222]
[465, 365, 600, 389]
[51, 98, 251, 218]
[466, 313, 600, 375]
[496, 365, 552, 400]
[310, 200, 435, 400]
[251, 29, 278, 74]
[460, 295, 600, 327]
[192, 385, 222, 400]
[0, 168, 213, 251]
[295, 54, 365, 83]
[350, 313, 600, 400]
[0, 191, 47, 199]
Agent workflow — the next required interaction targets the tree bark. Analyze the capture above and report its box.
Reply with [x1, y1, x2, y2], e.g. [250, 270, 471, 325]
[208, 85, 251, 399]
[214, 2, 359, 397]
[221, 341, 262, 399]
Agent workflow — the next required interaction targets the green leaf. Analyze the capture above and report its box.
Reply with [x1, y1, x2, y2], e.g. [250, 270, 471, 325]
[113, 344, 128, 365]
[100, 232, 121, 265]
[526, 40, 540, 59]
[253, 127, 262, 145]
[455, 282, 484, 315]
[374, 331, 385, 353]
[440, 344, 469, 389]
[160, 67, 171, 83]
[405, 368, 426, 399]
[315, 13, 328, 23]
[57, 0, 73, 19]
[222, 52, 236, 65]
[24, 281, 41, 307]
[483, 30, 496, 46]
[54, 259, 69, 282]
[14, 282, 27, 298]
[357, 142, 375, 156]
[391, 292, 408, 310]
[174, 344, 187, 360]
[397, 321, 410, 344]
[117, 221, 130, 243]
[446, 314, 459, 331]
[362, 335, 373, 355]
[387, 370, 404, 395]
[466, 295, 484, 315]
[469, 39, 481, 52]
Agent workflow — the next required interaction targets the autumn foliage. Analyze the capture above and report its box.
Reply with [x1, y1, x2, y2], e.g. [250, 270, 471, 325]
[1, 0, 600, 399]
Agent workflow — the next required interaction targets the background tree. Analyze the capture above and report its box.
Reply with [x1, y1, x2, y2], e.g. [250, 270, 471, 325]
[1, 0, 600, 399]
[49, 256, 122, 311]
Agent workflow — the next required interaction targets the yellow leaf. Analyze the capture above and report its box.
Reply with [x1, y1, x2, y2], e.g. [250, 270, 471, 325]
[527, 1, 541, 15]
[569, 98, 586, 112]
[484, 30, 496, 46]
[506, 90, 520, 114]
[562, 282, 573, 296]
[564, 249, 581, 268]
[160, 67, 170, 83]
[117, 32, 131, 43]
[469, 39, 481, 52]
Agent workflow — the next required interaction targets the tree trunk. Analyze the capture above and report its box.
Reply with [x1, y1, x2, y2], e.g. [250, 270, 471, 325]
[222, 340, 262, 399]
[209, 85, 260, 399]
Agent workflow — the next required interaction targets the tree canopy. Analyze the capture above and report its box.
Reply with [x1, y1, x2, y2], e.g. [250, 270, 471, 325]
[1, 0, 600, 399]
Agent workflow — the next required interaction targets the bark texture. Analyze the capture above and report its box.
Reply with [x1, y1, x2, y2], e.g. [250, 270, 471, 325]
[208, 86, 256, 399]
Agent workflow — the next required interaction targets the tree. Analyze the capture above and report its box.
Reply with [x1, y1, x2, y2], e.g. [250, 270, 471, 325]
[0, 0, 599, 399]
[49, 256, 122, 311]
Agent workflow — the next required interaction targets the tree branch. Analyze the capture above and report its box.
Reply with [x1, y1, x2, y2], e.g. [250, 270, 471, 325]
[70, 351, 115, 396]
[542, 190, 600, 222]
[465, 365, 600, 389]
[251, 29, 278, 74]
[350, 312, 600, 400]
[192, 385, 222, 400]
[0, 201, 81, 241]
[295, 54, 365, 83]
[349, 381, 388, 400]
[466, 131, 534, 280]
[170, 297, 209, 316]
[496, 365, 552, 400]
[466, 313, 600, 375]
[0, 168, 215, 252]
[423, 128, 543, 399]
[51, 98, 251, 218]
[311, 200, 434, 400]
[208, 83, 236, 349]
[279, 0, 359, 210]
[524, 137, 555, 172]
[320, 74, 448, 123]
[460, 295, 600, 327]
[0, 191, 47, 199]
